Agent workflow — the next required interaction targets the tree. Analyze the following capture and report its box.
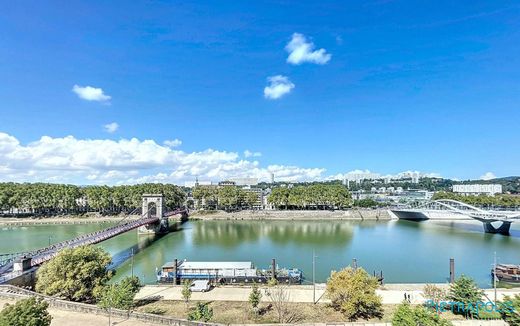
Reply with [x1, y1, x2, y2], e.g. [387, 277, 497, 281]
[249, 283, 262, 315]
[181, 279, 192, 309]
[187, 302, 213, 322]
[98, 276, 141, 311]
[423, 284, 447, 307]
[447, 275, 484, 318]
[267, 285, 301, 323]
[35, 245, 113, 303]
[326, 267, 383, 321]
[499, 294, 520, 325]
[120, 275, 141, 295]
[0, 297, 52, 326]
[392, 302, 453, 326]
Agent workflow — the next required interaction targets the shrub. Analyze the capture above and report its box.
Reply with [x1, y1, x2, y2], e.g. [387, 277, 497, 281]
[35, 245, 112, 303]
[187, 302, 213, 322]
[0, 297, 52, 326]
[326, 266, 383, 321]
[392, 302, 452, 326]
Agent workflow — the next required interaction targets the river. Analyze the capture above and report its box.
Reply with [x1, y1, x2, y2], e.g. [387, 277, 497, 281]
[2, 219, 520, 287]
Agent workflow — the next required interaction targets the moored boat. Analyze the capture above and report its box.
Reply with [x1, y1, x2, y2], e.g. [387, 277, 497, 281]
[156, 259, 303, 285]
[492, 264, 520, 283]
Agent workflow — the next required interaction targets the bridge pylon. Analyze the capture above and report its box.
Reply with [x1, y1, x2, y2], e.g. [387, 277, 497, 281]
[483, 221, 512, 235]
[138, 194, 169, 234]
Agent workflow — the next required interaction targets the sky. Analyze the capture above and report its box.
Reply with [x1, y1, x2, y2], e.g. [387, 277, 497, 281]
[1, 0, 519, 185]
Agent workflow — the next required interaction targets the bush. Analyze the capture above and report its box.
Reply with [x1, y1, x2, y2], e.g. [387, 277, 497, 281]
[249, 283, 262, 315]
[447, 275, 483, 318]
[35, 245, 112, 303]
[423, 284, 447, 305]
[499, 294, 520, 325]
[142, 306, 167, 315]
[0, 297, 52, 326]
[392, 302, 452, 326]
[187, 302, 213, 322]
[326, 266, 383, 321]
[97, 276, 142, 311]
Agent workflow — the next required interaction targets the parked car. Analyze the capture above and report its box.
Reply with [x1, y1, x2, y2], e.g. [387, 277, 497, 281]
[189, 280, 211, 292]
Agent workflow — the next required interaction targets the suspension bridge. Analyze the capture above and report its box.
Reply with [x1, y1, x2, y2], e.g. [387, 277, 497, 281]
[390, 199, 520, 235]
[0, 194, 188, 285]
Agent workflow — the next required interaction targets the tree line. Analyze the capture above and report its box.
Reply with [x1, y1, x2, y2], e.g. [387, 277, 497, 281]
[0, 182, 186, 215]
[192, 185, 259, 210]
[268, 184, 352, 210]
[433, 191, 520, 208]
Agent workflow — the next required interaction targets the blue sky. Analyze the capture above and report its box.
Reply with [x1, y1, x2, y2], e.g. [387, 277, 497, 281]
[0, 0, 519, 185]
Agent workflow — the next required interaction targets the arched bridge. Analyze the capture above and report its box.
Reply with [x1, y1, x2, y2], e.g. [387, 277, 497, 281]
[391, 199, 520, 235]
[0, 194, 188, 284]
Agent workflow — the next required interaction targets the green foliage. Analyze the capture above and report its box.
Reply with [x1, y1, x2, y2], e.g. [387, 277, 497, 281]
[187, 302, 213, 322]
[120, 275, 141, 294]
[193, 185, 261, 210]
[0, 297, 52, 326]
[249, 283, 262, 313]
[35, 245, 113, 303]
[499, 294, 520, 325]
[423, 284, 447, 305]
[181, 279, 192, 307]
[353, 198, 379, 208]
[142, 306, 167, 315]
[97, 276, 141, 311]
[447, 275, 484, 318]
[0, 182, 185, 216]
[433, 191, 520, 208]
[325, 266, 383, 321]
[268, 184, 352, 210]
[392, 302, 453, 326]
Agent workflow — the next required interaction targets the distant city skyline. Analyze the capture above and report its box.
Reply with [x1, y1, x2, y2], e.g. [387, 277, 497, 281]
[1, 1, 519, 184]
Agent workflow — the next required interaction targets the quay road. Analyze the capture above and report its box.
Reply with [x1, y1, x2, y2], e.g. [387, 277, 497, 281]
[135, 283, 520, 305]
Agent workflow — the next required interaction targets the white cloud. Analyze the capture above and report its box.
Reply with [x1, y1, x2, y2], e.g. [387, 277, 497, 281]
[264, 75, 295, 100]
[0, 132, 325, 185]
[285, 33, 331, 65]
[164, 139, 182, 148]
[244, 150, 261, 158]
[103, 122, 119, 133]
[72, 85, 111, 102]
[480, 172, 496, 180]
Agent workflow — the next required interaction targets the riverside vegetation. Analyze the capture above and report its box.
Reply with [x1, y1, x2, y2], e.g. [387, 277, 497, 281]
[3, 245, 514, 324]
[0, 182, 185, 216]
[2, 181, 519, 218]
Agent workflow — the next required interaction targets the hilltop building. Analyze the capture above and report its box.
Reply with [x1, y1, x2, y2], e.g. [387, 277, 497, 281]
[452, 184, 502, 196]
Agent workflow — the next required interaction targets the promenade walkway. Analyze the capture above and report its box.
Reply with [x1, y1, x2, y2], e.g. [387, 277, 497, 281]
[136, 284, 520, 305]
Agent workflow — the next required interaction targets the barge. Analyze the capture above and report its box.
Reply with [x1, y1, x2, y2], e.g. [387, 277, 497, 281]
[156, 259, 303, 285]
[492, 264, 520, 284]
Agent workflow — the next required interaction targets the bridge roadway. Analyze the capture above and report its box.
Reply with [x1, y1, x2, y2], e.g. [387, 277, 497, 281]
[391, 199, 520, 235]
[0, 208, 186, 283]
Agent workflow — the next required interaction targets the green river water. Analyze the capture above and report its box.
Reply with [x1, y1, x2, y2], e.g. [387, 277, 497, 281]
[2, 219, 519, 287]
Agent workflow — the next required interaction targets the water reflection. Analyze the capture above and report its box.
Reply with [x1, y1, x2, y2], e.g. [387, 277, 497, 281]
[191, 221, 354, 247]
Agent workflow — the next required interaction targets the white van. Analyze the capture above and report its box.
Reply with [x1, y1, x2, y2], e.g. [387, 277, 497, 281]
[190, 280, 211, 292]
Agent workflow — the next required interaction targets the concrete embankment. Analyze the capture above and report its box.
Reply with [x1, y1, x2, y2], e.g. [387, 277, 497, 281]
[191, 209, 391, 221]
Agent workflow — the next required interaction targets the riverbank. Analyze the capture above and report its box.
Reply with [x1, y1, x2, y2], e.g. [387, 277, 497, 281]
[191, 209, 391, 220]
[134, 284, 510, 325]
[0, 209, 391, 226]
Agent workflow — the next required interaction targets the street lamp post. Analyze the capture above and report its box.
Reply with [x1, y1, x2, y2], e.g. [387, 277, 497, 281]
[494, 252, 497, 305]
[312, 250, 317, 304]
